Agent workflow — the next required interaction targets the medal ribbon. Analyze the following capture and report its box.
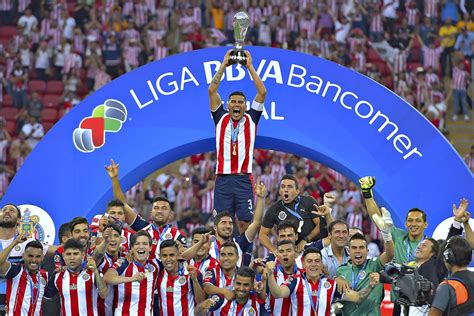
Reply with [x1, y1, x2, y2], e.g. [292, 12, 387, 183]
[351, 260, 368, 289]
[213, 237, 220, 260]
[220, 269, 236, 289]
[155, 224, 171, 241]
[281, 197, 303, 221]
[134, 261, 151, 272]
[405, 235, 424, 261]
[230, 119, 241, 145]
[27, 271, 41, 308]
[303, 274, 322, 315]
[231, 298, 250, 316]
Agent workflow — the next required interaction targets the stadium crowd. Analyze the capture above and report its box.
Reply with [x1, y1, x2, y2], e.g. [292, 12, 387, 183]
[0, 0, 473, 315]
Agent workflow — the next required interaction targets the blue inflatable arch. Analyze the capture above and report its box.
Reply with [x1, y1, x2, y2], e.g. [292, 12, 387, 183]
[4, 47, 473, 242]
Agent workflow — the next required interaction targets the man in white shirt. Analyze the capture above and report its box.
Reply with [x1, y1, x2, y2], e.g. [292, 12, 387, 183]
[21, 116, 44, 149]
[17, 8, 38, 36]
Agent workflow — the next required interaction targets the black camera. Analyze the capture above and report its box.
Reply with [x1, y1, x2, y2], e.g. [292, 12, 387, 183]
[382, 262, 434, 307]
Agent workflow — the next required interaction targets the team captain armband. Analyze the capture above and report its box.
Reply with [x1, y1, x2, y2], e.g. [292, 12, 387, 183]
[251, 100, 264, 111]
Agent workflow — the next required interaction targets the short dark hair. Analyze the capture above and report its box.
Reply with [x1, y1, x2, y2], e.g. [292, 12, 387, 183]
[131, 231, 152, 247]
[406, 208, 427, 222]
[2, 203, 21, 218]
[302, 247, 322, 260]
[58, 223, 71, 242]
[25, 240, 43, 252]
[191, 227, 210, 239]
[277, 239, 295, 248]
[228, 91, 246, 101]
[236, 266, 255, 280]
[220, 241, 238, 255]
[152, 196, 171, 207]
[328, 220, 348, 234]
[159, 239, 179, 251]
[349, 233, 367, 245]
[69, 217, 89, 232]
[106, 200, 124, 212]
[214, 211, 233, 226]
[277, 220, 298, 234]
[63, 238, 85, 252]
[280, 175, 299, 189]
[445, 236, 472, 266]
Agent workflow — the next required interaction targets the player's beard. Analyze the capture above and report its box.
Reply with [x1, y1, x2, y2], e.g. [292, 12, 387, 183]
[0, 219, 17, 228]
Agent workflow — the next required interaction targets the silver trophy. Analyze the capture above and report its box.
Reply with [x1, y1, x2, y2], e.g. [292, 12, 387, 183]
[230, 11, 250, 65]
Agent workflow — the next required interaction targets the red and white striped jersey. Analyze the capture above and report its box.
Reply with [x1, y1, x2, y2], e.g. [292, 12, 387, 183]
[111, 258, 161, 316]
[452, 67, 469, 91]
[267, 267, 300, 316]
[123, 45, 141, 67]
[406, 8, 418, 27]
[156, 265, 201, 316]
[261, 173, 275, 192]
[203, 265, 235, 290]
[370, 221, 383, 241]
[208, 293, 263, 315]
[4, 265, 48, 316]
[17, 0, 30, 12]
[201, 189, 214, 215]
[212, 101, 263, 174]
[133, 3, 149, 27]
[97, 253, 121, 316]
[424, 0, 438, 18]
[73, 35, 85, 55]
[123, 29, 140, 42]
[0, 0, 13, 10]
[248, 7, 262, 28]
[190, 255, 220, 276]
[0, 172, 9, 197]
[286, 12, 298, 32]
[299, 19, 317, 39]
[285, 274, 337, 316]
[130, 218, 187, 258]
[276, 27, 288, 44]
[422, 46, 442, 70]
[45, 269, 98, 316]
[179, 40, 193, 53]
[392, 50, 408, 75]
[370, 14, 383, 33]
[347, 212, 363, 229]
[154, 46, 169, 61]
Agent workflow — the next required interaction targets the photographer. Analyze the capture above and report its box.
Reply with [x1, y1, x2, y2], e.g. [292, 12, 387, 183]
[429, 236, 474, 316]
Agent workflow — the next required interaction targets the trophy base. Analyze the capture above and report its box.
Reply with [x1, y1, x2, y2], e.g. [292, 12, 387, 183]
[229, 49, 247, 66]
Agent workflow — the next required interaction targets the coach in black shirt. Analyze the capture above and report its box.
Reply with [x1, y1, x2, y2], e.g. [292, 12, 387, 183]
[259, 174, 326, 254]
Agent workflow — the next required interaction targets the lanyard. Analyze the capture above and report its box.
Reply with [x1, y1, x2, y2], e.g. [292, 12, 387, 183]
[134, 261, 150, 271]
[66, 259, 87, 274]
[230, 119, 242, 144]
[282, 197, 303, 221]
[196, 256, 208, 272]
[405, 236, 424, 261]
[351, 260, 368, 289]
[231, 299, 249, 316]
[27, 271, 41, 307]
[277, 263, 298, 275]
[220, 269, 236, 288]
[303, 274, 322, 315]
[213, 237, 220, 260]
[155, 224, 171, 241]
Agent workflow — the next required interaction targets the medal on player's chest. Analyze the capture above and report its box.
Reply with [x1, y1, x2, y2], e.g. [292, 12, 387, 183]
[232, 143, 237, 156]
[178, 275, 186, 285]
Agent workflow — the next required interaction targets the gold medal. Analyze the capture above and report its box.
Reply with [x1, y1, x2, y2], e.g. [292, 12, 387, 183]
[232, 143, 237, 156]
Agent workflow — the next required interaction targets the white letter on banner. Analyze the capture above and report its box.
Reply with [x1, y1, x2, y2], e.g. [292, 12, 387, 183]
[203, 61, 222, 84]
[181, 67, 199, 90]
[226, 64, 246, 81]
[261, 61, 283, 84]
[287, 64, 306, 88]
[306, 76, 323, 94]
[156, 72, 179, 95]
[271, 101, 284, 120]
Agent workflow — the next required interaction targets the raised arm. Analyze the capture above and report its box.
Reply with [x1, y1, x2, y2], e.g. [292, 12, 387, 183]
[105, 159, 137, 224]
[358, 176, 382, 218]
[208, 50, 232, 111]
[264, 262, 290, 298]
[0, 234, 27, 276]
[87, 257, 108, 299]
[188, 265, 207, 303]
[181, 233, 211, 261]
[259, 227, 278, 255]
[91, 227, 112, 264]
[245, 179, 267, 242]
[104, 266, 145, 285]
[376, 207, 395, 265]
[244, 51, 267, 103]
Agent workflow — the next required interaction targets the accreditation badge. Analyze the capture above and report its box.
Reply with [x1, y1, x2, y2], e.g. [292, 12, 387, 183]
[359, 270, 366, 279]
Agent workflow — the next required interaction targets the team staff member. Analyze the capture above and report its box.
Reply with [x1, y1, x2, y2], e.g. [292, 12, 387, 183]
[208, 49, 267, 234]
[106, 160, 187, 258]
[429, 236, 474, 316]
[259, 175, 326, 254]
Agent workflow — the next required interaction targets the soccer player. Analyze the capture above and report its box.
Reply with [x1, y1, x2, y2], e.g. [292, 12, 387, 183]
[0, 234, 48, 316]
[190, 227, 219, 275]
[104, 231, 207, 315]
[209, 180, 267, 267]
[265, 248, 380, 316]
[203, 241, 240, 300]
[106, 160, 187, 258]
[197, 267, 263, 315]
[208, 49, 267, 233]
[90, 199, 135, 255]
[335, 233, 394, 315]
[44, 238, 108, 316]
[265, 240, 300, 316]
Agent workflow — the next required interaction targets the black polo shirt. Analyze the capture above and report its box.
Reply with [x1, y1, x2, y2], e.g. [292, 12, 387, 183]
[262, 195, 327, 242]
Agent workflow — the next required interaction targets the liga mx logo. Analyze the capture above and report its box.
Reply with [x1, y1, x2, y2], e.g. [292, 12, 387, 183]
[73, 99, 127, 153]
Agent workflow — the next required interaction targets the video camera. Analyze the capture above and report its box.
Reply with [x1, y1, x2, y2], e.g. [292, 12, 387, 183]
[381, 262, 434, 307]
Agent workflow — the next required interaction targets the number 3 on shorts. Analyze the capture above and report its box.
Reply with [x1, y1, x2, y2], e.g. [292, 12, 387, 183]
[247, 199, 253, 210]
